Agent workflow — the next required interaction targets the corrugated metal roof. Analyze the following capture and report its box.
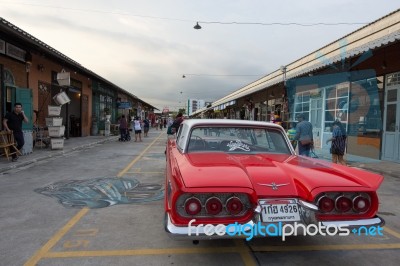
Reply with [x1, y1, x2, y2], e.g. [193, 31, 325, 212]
[210, 9, 400, 109]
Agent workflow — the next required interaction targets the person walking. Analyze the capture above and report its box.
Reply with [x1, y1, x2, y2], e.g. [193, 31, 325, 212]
[132, 117, 142, 142]
[143, 117, 150, 137]
[326, 120, 347, 165]
[294, 113, 313, 157]
[287, 122, 297, 150]
[167, 117, 174, 135]
[118, 115, 128, 141]
[2, 103, 29, 162]
[171, 113, 184, 134]
[167, 117, 173, 128]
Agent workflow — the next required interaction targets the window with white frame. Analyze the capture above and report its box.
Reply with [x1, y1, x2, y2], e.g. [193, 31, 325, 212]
[387, 72, 400, 86]
[294, 91, 310, 121]
[324, 84, 349, 132]
[100, 94, 113, 121]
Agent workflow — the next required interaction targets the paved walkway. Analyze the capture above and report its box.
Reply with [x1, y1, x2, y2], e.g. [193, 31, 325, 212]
[313, 147, 400, 178]
[1, 135, 399, 177]
[0, 135, 119, 173]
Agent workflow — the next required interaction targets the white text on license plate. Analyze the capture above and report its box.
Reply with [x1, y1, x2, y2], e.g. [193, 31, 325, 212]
[261, 204, 301, 222]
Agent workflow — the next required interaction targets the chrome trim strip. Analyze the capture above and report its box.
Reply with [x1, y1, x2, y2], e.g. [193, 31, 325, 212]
[164, 213, 255, 239]
[321, 216, 384, 227]
[298, 199, 319, 211]
[165, 212, 385, 239]
[254, 205, 262, 214]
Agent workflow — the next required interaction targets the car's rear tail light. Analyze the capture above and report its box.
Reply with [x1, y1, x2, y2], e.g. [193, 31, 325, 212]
[226, 197, 243, 215]
[176, 193, 251, 218]
[205, 197, 223, 215]
[184, 197, 202, 215]
[353, 195, 371, 213]
[318, 196, 335, 213]
[335, 196, 352, 212]
[316, 192, 374, 217]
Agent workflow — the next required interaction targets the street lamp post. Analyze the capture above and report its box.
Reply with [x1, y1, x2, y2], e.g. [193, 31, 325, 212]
[280, 65, 287, 86]
[280, 66, 288, 124]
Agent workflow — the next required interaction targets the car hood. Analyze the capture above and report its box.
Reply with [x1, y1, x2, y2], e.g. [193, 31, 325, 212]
[179, 153, 383, 197]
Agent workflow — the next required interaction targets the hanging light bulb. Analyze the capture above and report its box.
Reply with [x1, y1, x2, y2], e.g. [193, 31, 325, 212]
[194, 22, 202, 30]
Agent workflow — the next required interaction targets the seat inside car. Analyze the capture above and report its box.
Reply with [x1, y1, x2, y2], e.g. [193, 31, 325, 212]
[187, 139, 207, 152]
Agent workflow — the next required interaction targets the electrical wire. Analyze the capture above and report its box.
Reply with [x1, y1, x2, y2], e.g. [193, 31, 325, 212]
[183, 74, 264, 77]
[1, 1, 368, 27]
[197, 21, 368, 26]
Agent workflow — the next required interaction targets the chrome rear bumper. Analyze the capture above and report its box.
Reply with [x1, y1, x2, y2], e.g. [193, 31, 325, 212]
[165, 213, 255, 240]
[321, 216, 385, 228]
[165, 212, 385, 240]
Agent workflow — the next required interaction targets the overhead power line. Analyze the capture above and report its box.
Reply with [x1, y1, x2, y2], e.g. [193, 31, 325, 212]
[197, 21, 368, 26]
[182, 74, 264, 77]
[2, 1, 368, 27]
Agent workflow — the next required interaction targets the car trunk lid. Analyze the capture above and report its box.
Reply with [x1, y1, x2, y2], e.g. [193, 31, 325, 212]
[180, 153, 382, 197]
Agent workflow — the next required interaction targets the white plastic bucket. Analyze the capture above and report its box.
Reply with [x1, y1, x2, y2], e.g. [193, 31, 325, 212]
[53, 92, 71, 105]
[48, 105, 61, 116]
[56, 71, 70, 86]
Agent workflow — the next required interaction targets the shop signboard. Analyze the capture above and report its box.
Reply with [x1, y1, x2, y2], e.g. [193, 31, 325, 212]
[117, 102, 132, 109]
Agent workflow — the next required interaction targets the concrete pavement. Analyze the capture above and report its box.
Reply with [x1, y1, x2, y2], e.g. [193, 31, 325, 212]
[0, 135, 119, 173]
[313, 147, 400, 178]
[1, 135, 399, 177]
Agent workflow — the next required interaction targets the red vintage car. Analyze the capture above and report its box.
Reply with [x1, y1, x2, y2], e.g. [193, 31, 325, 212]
[164, 119, 384, 240]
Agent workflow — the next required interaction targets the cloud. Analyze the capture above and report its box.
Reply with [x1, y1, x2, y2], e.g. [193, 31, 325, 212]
[2, 1, 399, 111]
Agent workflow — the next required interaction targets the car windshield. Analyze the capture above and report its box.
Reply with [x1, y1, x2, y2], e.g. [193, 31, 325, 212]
[187, 126, 291, 154]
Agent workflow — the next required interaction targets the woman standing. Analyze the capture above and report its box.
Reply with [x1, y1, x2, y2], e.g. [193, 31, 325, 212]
[132, 117, 142, 142]
[326, 120, 347, 165]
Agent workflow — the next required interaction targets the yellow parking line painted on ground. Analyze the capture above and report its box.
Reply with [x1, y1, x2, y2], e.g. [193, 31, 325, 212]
[128, 168, 141, 173]
[142, 157, 164, 159]
[43, 246, 242, 258]
[234, 240, 257, 266]
[251, 243, 400, 252]
[125, 171, 165, 174]
[24, 133, 165, 266]
[37, 243, 400, 262]
[384, 227, 400, 239]
[118, 133, 165, 177]
[24, 208, 90, 266]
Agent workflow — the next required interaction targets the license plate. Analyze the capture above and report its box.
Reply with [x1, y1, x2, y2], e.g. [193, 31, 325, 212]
[260, 201, 301, 222]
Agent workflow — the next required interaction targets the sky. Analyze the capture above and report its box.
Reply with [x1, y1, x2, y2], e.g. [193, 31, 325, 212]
[1, 1, 399, 111]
